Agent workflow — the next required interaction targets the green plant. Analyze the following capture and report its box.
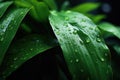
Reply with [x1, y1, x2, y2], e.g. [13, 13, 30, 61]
[1, 0, 119, 80]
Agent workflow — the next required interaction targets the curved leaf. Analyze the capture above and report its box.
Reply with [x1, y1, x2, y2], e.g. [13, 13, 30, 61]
[0, 34, 56, 79]
[49, 11, 112, 80]
[71, 2, 100, 13]
[0, 8, 29, 65]
[98, 22, 120, 39]
[0, 1, 13, 18]
[15, 0, 49, 22]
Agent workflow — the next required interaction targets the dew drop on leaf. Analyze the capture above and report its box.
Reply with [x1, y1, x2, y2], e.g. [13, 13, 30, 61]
[65, 17, 69, 21]
[13, 57, 18, 61]
[100, 58, 105, 62]
[80, 69, 84, 72]
[0, 37, 4, 41]
[76, 59, 79, 62]
[86, 38, 90, 43]
[96, 38, 101, 42]
[30, 48, 33, 51]
[105, 53, 108, 56]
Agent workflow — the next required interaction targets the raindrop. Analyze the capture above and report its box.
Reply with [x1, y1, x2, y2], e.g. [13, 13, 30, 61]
[70, 60, 73, 63]
[36, 40, 40, 43]
[73, 29, 78, 34]
[79, 39, 83, 45]
[0, 37, 4, 41]
[75, 49, 78, 53]
[80, 69, 84, 72]
[86, 38, 90, 43]
[66, 10, 71, 13]
[10, 65, 14, 68]
[105, 53, 108, 56]
[96, 38, 101, 42]
[100, 58, 105, 62]
[56, 30, 60, 35]
[13, 57, 18, 61]
[81, 19, 86, 22]
[65, 17, 69, 21]
[89, 27, 93, 30]
[76, 59, 79, 62]
[30, 48, 33, 51]
[20, 12, 24, 15]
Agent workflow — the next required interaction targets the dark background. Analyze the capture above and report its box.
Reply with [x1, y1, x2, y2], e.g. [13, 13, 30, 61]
[70, 0, 120, 25]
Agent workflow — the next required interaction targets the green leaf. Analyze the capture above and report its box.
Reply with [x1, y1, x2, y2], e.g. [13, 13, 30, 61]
[15, 0, 49, 22]
[86, 14, 106, 23]
[49, 11, 112, 80]
[71, 2, 100, 13]
[0, 8, 29, 65]
[43, 0, 57, 10]
[0, 1, 13, 18]
[0, 34, 56, 79]
[98, 22, 120, 39]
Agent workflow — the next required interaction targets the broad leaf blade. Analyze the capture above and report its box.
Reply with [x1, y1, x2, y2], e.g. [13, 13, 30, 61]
[98, 22, 120, 39]
[49, 11, 112, 80]
[0, 1, 13, 18]
[0, 34, 55, 79]
[0, 8, 29, 65]
[71, 2, 100, 13]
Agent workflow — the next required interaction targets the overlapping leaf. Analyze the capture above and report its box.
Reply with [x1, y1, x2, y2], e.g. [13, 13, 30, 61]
[0, 34, 56, 79]
[49, 11, 112, 80]
[98, 22, 120, 39]
[0, 8, 29, 65]
[71, 2, 100, 13]
[15, 0, 49, 22]
[0, 1, 13, 18]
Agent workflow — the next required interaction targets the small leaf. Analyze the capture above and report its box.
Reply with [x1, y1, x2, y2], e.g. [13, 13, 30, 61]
[15, 0, 49, 22]
[86, 14, 106, 23]
[49, 11, 112, 80]
[98, 22, 120, 39]
[0, 8, 29, 65]
[0, 1, 13, 18]
[71, 2, 100, 13]
[0, 34, 56, 79]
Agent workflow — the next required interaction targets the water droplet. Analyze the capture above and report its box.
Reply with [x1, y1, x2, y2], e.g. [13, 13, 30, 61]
[56, 30, 60, 35]
[20, 12, 24, 15]
[65, 17, 69, 21]
[13, 57, 18, 61]
[66, 10, 71, 13]
[100, 58, 105, 62]
[105, 53, 108, 56]
[76, 59, 79, 62]
[96, 38, 101, 42]
[81, 19, 86, 22]
[86, 38, 90, 43]
[80, 69, 84, 72]
[79, 40, 83, 45]
[89, 27, 93, 30]
[70, 60, 73, 63]
[30, 48, 33, 51]
[36, 40, 40, 43]
[10, 65, 14, 68]
[73, 29, 78, 34]
[0, 37, 4, 41]
[75, 49, 78, 53]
